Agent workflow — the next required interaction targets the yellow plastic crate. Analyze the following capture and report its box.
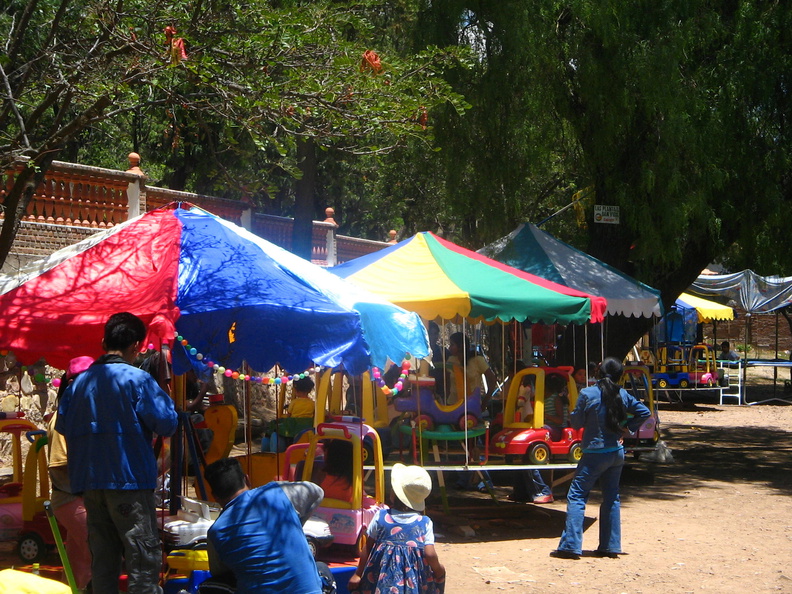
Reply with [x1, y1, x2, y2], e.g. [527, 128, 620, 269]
[166, 548, 209, 572]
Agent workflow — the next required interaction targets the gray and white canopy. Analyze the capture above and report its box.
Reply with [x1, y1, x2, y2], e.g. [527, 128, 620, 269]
[479, 223, 662, 318]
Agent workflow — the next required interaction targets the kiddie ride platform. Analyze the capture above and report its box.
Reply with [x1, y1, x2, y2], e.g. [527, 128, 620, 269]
[391, 421, 577, 512]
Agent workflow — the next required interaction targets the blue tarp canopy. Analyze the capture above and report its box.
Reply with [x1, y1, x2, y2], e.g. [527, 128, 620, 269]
[0, 204, 429, 374]
[478, 223, 662, 318]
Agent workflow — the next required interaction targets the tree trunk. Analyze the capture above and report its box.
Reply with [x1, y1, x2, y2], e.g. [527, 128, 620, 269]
[0, 153, 57, 269]
[292, 138, 317, 260]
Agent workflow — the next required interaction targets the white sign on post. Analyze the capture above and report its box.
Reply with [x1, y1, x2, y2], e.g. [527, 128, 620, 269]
[593, 205, 620, 224]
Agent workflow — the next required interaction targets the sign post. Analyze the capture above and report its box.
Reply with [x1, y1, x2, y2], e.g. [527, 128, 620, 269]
[593, 205, 620, 224]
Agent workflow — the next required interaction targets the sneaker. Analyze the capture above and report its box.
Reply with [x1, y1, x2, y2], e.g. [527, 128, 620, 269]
[532, 494, 554, 504]
[550, 549, 580, 560]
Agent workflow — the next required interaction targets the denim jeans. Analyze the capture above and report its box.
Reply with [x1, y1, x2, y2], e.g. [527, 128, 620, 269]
[84, 489, 163, 594]
[558, 449, 624, 555]
[513, 470, 552, 500]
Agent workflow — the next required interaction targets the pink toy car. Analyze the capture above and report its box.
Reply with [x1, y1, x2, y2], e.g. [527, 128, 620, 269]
[283, 420, 386, 557]
[688, 344, 720, 387]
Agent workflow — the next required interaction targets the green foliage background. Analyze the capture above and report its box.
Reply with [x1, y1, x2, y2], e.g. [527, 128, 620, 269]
[3, 1, 792, 344]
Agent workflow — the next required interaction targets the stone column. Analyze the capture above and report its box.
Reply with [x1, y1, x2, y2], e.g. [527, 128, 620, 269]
[125, 152, 147, 219]
[324, 207, 338, 266]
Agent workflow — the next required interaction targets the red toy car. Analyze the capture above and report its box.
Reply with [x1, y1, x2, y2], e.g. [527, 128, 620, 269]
[491, 367, 582, 464]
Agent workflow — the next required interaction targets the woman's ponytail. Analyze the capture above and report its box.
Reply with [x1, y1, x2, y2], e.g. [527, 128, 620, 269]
[597, 357, 627, 433]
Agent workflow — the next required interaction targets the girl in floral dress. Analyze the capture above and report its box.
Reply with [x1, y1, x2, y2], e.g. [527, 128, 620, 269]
[348, 463, 446, 594]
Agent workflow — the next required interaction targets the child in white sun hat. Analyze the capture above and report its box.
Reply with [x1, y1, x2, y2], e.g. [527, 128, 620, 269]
[348, 463, 446, 593]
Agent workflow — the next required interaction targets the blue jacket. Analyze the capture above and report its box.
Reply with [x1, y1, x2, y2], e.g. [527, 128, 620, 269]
[571, 384, 652, 453]
[208, 483, 322, 594]
[56, 356, 178, 491]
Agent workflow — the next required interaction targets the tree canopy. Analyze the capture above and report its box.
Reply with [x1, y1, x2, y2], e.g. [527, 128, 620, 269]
[0, 0, 467, 264]
[3, 1, 791, 358]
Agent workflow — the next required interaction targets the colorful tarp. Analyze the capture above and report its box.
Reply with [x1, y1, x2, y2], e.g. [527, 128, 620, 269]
[479, 223, 662, 318]
[330, 232, 607, 324]
[676, 292, 734, 322]
[0, 203, 428, 374]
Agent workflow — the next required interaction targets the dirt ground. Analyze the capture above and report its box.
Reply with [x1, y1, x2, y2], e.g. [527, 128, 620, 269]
[2, 380, 791, 593]
[433, 388, 792, 594]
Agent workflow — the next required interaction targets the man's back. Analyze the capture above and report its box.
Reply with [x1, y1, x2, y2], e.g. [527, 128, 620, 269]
[208, 483, 321, 594]
[57, 356, 177, 492]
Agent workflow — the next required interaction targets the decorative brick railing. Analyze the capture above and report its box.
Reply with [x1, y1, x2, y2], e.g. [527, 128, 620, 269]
[337, 235, 391, 264]
[1, 154, 389, 269]
[146, 186, 248, 226]
[1, 160, 138, 229]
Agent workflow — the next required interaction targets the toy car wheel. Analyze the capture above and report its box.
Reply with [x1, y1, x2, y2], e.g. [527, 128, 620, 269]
[415, 415, 434, 431]
[567, 443, 582, 463]
[306, 537, 318, 559]
[657, 379, 669, 388]
[458, 414, 477, 431]
[362, 439, 375, 464]
[679, 379, 690, 388]
[17, 531, 46, 563]
[527, 442, 551, 465]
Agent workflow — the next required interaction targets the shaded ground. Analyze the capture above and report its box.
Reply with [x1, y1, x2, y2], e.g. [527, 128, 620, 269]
[433, 387, 792, 593]
[2, 385, 791, 593]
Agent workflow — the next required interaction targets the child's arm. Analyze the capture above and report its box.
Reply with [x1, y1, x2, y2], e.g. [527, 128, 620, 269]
[347, 537, 374, 591]
[423, 544, 446, 583]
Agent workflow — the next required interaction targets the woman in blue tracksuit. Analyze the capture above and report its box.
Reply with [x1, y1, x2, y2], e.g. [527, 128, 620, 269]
[552, 357, 651, 559]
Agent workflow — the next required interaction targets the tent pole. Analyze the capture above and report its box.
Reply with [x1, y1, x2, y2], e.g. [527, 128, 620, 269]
[585, 325, 589, 374]
[442, 318, 448, 403]
[600, 322, 605, 362]
[775, 312, 780, 396]
[572, 324, 577, 369]
[743, 315, 750, 396]
[245, 362, 253, 479]
[462, 319, 469, 465]
[502, 320, 507, 382]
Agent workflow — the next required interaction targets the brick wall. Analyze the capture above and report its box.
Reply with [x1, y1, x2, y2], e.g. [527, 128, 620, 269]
[701, 307, 792, 357]
[1, 157, 389, 275]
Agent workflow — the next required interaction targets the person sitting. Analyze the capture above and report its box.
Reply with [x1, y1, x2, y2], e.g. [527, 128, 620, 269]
[314, 439, 354, 502]
[200, 458, 324, 594]
[427, 321, 450, 399]
[447, 332, 498, 406]
[719, 341, 740, 361]
[543, 374, 570, 441]
[509, 374, 554, 504]
[265, 376, 316, 453]
[572, 368, 588, 392]
[287, 376, 316, 418]
[515, 374, 535, 423]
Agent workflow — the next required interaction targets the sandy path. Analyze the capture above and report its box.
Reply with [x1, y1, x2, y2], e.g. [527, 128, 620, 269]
[434, 400, 792, 593]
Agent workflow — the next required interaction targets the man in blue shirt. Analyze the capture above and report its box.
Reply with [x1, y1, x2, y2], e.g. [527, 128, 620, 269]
[201, 458, 323, 594]
[57, 312, 178, 593]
